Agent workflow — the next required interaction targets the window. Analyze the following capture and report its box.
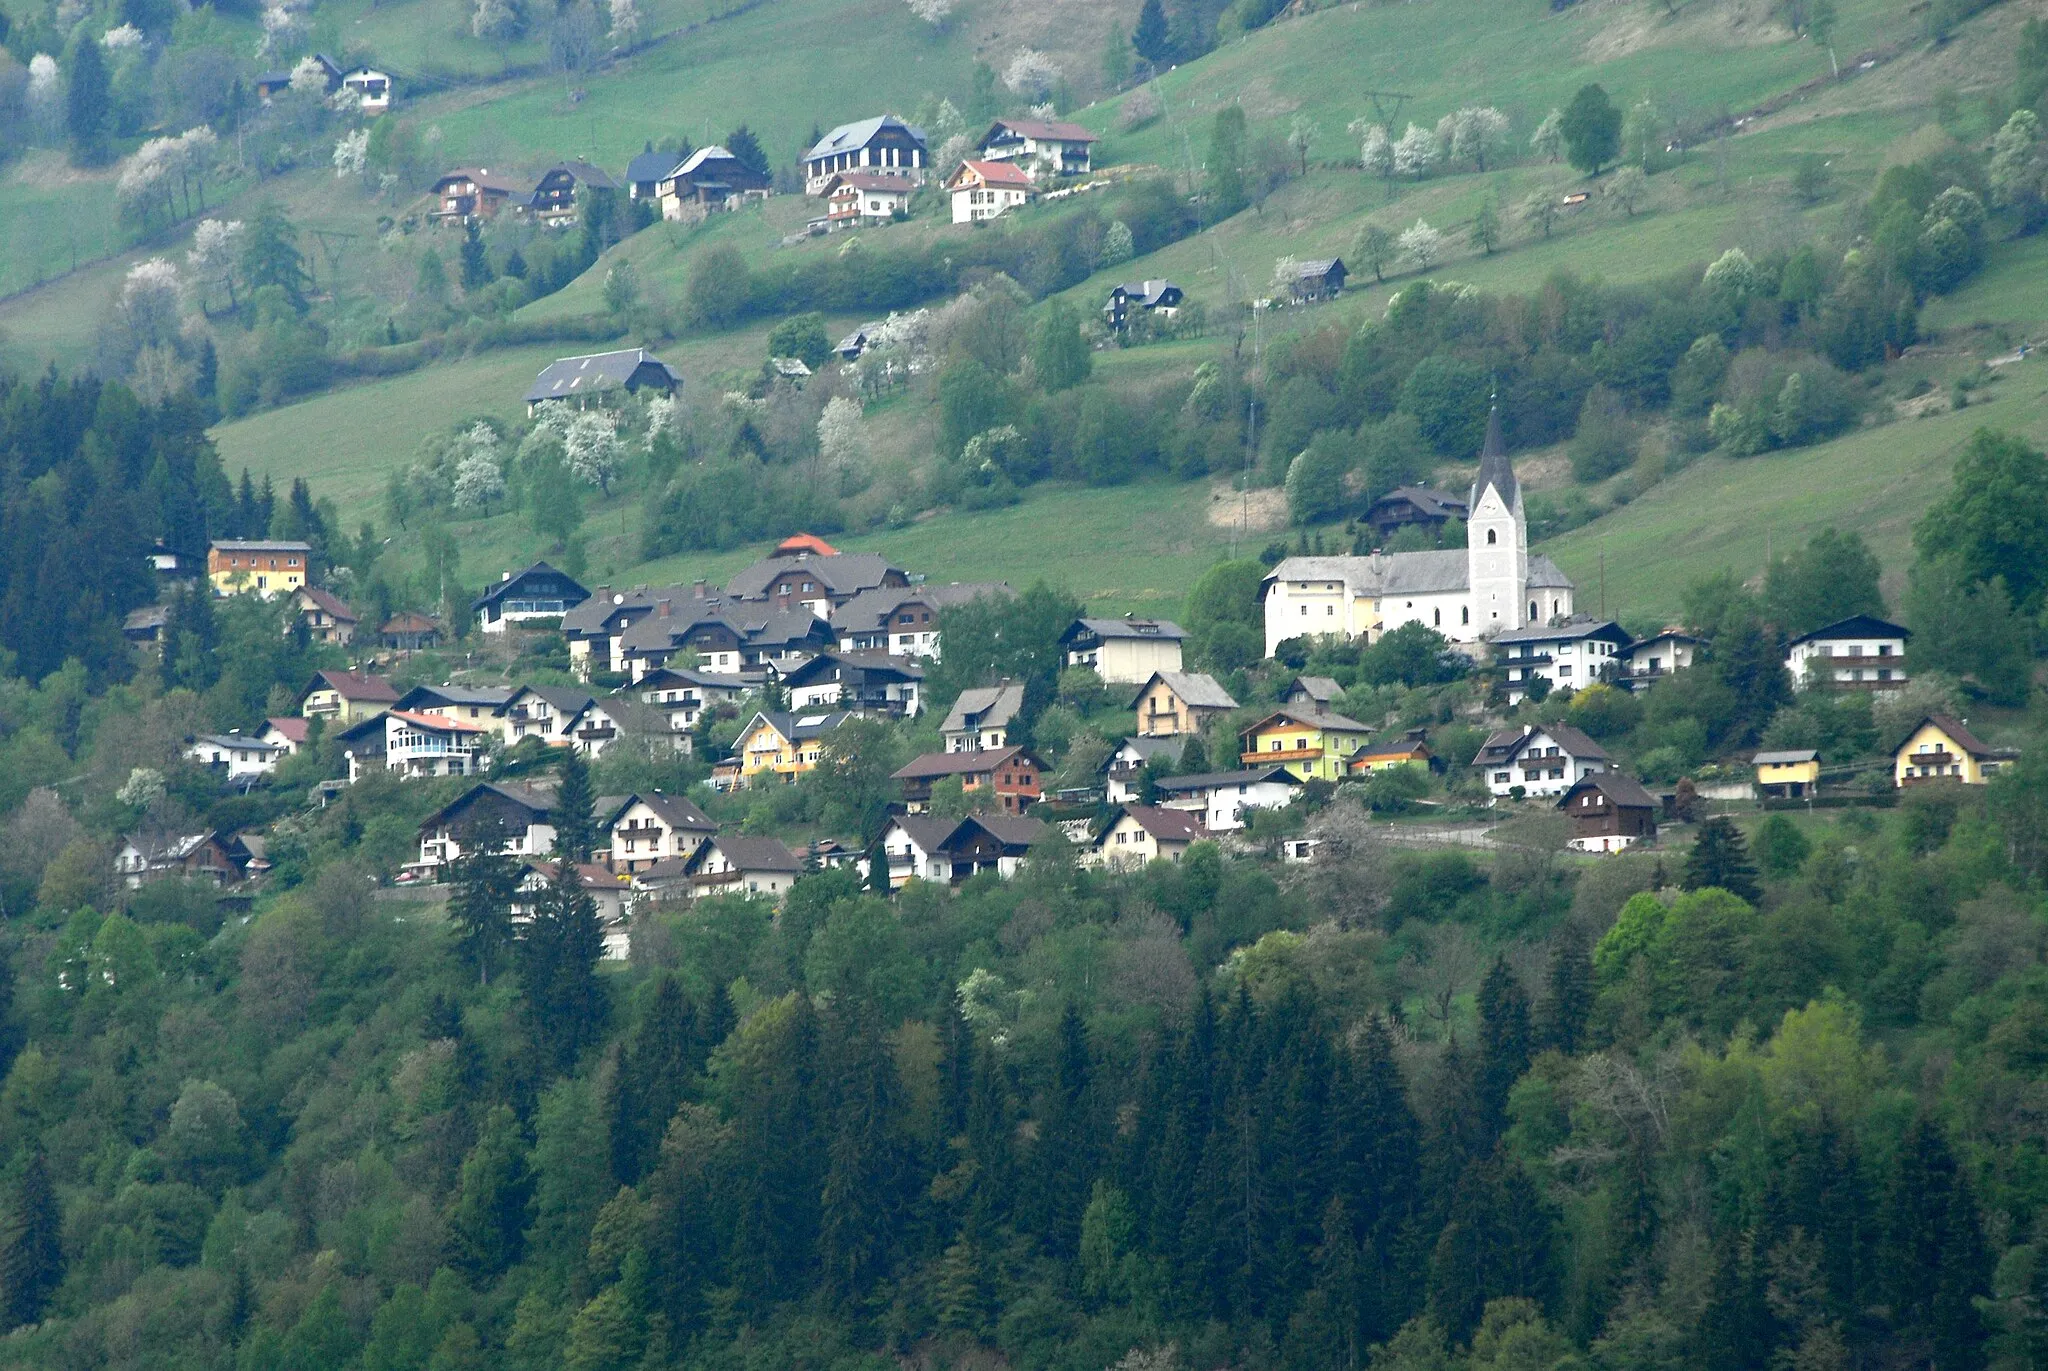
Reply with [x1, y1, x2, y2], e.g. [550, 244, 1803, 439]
[1433, 609, 1441, 627]
[1487, 529, 1497, 545]
[1462, 607, 1470, 625]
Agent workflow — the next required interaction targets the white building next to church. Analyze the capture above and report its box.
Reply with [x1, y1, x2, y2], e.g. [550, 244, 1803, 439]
[1260, 408, 1575, 657]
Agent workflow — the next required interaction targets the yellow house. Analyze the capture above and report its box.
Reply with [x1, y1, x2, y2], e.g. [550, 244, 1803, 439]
[1348, 733, 1434, 776]
[297, 669, 400, 726]
[1237, 707, 1373, 782]
[209, 540, 310, 597]
[734, 709, 851, 786]
[1754, 749, 1821, 798]
[1129, 670, 1239, 738]
[1894, 714, 2016, 787]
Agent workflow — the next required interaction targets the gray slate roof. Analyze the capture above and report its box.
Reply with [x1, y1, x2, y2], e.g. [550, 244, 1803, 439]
[1491, 618, 1629, 646]
[524, 349, 680, 404]
[1753, 750, 1819, 766]
[726, 551, 901, 600]
[1155, 767, 1299, 792]
[830, 581, 1013, 633]
[1131, 671, 1238, 710]
[1069, 616, 1186, 642]
[1265, 550, 1574, 597]
[943, 683, 1025, 735]
[1561, 771, 1658, 810]
[803, 115, 927, 163]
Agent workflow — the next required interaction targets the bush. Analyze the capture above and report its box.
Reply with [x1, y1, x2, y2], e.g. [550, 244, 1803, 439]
[1568, 385, 1636, 482]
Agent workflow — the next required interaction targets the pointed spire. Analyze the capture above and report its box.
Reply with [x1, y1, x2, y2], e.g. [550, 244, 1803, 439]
[1473, 400, 1517, 508]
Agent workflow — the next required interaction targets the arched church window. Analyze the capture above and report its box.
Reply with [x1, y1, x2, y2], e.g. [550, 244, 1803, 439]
[1462, 607, 1470, 625]
[1487, 529, 1497, 545]
[1529, 601, 1538, 620]
[1433, 608, 1441, 626]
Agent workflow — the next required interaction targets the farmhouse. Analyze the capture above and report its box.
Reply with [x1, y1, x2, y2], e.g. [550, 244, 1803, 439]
[976, 118, 1098, 180]
[802, 116, 929, 195]
[474, 562, 589, 633]
[563, 696, 686, 760]
[1556, 772, 1659, 853]
[298, 669, 398, 725]
[1286, 258, 1348, 302]
[1622, 630, 1701, 686]
[414, 782, 556, 876]
[527, 160, 619, 224]
[1787, 615, 1911, 689]
[499, 685, 596, 747]
[1091, 804, 1205, 868]
[680, 836, 804, 902]
[634, 667, 753, 730]
[116, 832, 249, 889]
[1261, 409, 1575, 655]
[292, 586, 358, 646]
[209, 540, 309, 597]
[430, 168, 522, 222]
[831, 581, 1012, 658]
[1129, 670, 1239, 738]
[380, 612, 442, 651]
[341, 67, 392, 114]
[727, 540, 908, 613]
[523, 348, 681, 413]
[1362, 486, 1469, 543]
[946, 160, 1033, 224]
[657, 146, 773, 216]
[1104, 280, 1184, 332]
[781, 651, 925, 717]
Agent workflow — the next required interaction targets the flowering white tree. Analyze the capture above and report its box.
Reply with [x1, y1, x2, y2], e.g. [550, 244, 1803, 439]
[120, 259, 187, 352]
[607, 0, 640, 45]
[1399, 219, 1443, 270]
[261, 7, 310, 61]
[1270, 255, 1300, 296]
[816, 396, 869, 470]
[1004, 49, 1063, 100]
[1451, 106, 1511, 171]
[177, 127, 219, 211]
[188, 218, 244, 312]
[906, 0, 954, 24]
[27, 55, 62, 140]
[333, 128, 370, 178]
[1530, 108, 1565, 163]
[116, 141, 179, 228]
[1702, 247, 1759, 307]
[1098, 218, 1135, 267]
[1393, 123, 1438, 177]
[101, 23, 144, 50]
[1354, 121, 1392, 178]
[563, 411, 623, 493]
[118, 767, 167, 811]
[453, 427, 507, 510]
[472, 0, 519, 38]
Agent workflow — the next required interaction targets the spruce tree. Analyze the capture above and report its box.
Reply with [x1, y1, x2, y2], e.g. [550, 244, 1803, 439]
[519, 861, 608, 1075]
[65, 35, 111, 166]
[1475, 959, 1533, 1144]
[1543, 927, 1593, 1055]
[1133, 0, 1172, 65]
[553, 749, 599, 863]
[1031, 1004, 1097, 1254]
[447, 840, 519, 986]
[817, 1005, 912, 1307]
[448, 1106, 531, 1277]
[1683, 816, 1762, 904]
[608, 977, 697, 1186]
[459, 222, 494, 291]
[1882, 1117, 1989, 1363]
[0, 1149, 63, 1328]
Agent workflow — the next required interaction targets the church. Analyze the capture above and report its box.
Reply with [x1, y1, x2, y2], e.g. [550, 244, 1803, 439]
[1260, 408, 1575, 657]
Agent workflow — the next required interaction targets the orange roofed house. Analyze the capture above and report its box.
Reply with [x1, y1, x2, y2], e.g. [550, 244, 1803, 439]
[947, 160, 1033, 224]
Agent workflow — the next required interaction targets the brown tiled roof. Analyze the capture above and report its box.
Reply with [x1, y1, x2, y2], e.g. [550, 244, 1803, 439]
[893, 747, 1034, 781]
[307, 669, 399, 702]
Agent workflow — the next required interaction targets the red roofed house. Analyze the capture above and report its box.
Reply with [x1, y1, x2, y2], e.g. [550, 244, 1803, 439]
[292, 585, 359, 646]
[892, 746, 1044, 815]
[258, 716, 311, 754]
[946, 160, 1033, 224]
[823, 172, 916, 228]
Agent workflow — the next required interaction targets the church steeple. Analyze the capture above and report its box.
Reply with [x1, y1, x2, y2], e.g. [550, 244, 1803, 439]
[1471, 403, 1516, 510]
[1466, 399, 1530, 632]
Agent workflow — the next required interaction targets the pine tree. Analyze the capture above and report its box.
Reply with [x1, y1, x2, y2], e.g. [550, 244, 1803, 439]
[459, 222, 494, 291]
[519, 861, 608, 1075]
[934, 1236, 993, 1336]
[1031, 1004, 1097, 1254]
[447, 842, 519, 986]
[609, 977, 698, 1186]
[1475, 959, 1532, 1145]
[1133, 0, 1172, 65]
[236, 469, 259, 537]
[1882, 1117, 1989, 1364]
[553, 750, 599, 863]
[1543, 927, 1593, 1055]
[817, 1005, 912, 1307]
[0, 1149, 63, 1328]
[65, 35, 111, 166]
[449, 1105, 531, 1276]
[1683, 816, 1762, 904]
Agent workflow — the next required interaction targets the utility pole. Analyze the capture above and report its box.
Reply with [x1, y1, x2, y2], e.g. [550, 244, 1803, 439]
[1361, 89, 1414, 130]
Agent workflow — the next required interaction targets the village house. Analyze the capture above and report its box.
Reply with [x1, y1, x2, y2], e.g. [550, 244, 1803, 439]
[123, 605, 169, 650]
[393, 684, 515, 725]
[1622, 630, 1701, 687]
[116, 831, 250, 889]
[1286, 258, 1348, 303]
[680, 835, 805, 902]
[1102, 735, 1187, 803]
[258, 716, 309, 754]
[946, 159, 1034, 223]
[1261, 409, 1575, 654]
[726, 537, 908, 614]
[831, 581, 1012, 658]
[1473, 723, 1609, 799]
[381, 710, 493, 781]
[893, 746, 1044, 816]
[524, 348, 681, 414]
[1556, 772, 1659, 853]
[525, 160, 618, 225]
[1492, 618, 1632, 704]
[626, 145, 672, 200]
[208, 540, 309, 597]
[1061, 616, 1186, 684]
[292, 586, 359, 646]
[1283, 675, 1344, 713]
[414, 782, 557, 877]
[874, 814, 1054, 889]
[185, 732, 288, 783]
[149, 539, 205, 580]
[1154, 767, 1299, 832]
[875, 815, 957, 889]
[255, 52, 342, 101]
[1787, 614, 1911, 690]
[430, 167, 522, 222]
[617, 603, 834, 680]
[1347, 731, 1436, 776]
[822, 172, 916, 228]
[782, 651, 925, 717]
[801, 116, 929, 195]
[564, 695, 686, 760]
[379, 612, 442, 652]
[474, 562, 590, 634]
[730, 710, 853, 787]
[1361, 486, 1469, 544]
[499, 685, 595, 747]
[1237, 706, 1374, 782]
[657, 146, 773, 217]
[1754, 749, 1822, 799]
[635, 667, 753, 730]
[298, 669, 399, 725]
[341, 67, 392, 114]
[1091, 804, 1205, 868]
[605, 792, 716, 874]
[942, 682, 1025, 753]
[1103, 280, 1184, 333]
[563, 585, 713, 678]
[1894, 714, 2017, 787]
[1129, 670, 1238, 738]
[975, 117, 1099, 180]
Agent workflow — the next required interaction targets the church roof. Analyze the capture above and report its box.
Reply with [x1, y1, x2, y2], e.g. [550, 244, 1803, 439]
[1471, 405, 1517, 510]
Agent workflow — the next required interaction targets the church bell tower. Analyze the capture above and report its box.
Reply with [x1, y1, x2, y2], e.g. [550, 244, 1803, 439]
[1467, 404, 1529, 632]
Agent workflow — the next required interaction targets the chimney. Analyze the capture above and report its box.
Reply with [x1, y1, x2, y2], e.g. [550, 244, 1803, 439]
[501, 570, 511, 582]
[693, 579, 707, 599]
[658, 601, 671, 618]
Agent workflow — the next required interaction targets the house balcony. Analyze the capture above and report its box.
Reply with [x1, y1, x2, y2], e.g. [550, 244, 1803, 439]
[1242, 746, 1326, 764]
